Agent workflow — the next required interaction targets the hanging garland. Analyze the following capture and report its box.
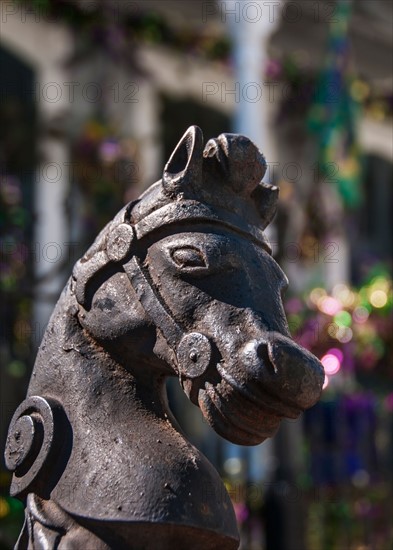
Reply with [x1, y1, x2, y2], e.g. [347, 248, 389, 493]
[21, 0, 231, 64]
[306, 0, 362, 209]
[71, 117, 140, 245]
[21, 0, 392, 126]
[268, 57, 392, 123]
[0, 173, 32, 381]
[0, 174, 33, 541]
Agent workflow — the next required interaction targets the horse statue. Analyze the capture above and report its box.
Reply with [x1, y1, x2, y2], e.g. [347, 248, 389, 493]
[5, 127, 324, 549]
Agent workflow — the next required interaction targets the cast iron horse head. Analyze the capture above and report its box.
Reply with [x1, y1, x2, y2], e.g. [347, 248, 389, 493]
[5, 127, 324, 549]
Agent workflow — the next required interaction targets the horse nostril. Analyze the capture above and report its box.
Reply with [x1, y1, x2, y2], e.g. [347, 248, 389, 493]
[264, 333, 325, 409]
[242, 340, 277, 375]
[256, 343, 277, 374]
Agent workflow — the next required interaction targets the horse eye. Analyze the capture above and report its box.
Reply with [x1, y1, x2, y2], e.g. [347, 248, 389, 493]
[171, 247, 207, 268]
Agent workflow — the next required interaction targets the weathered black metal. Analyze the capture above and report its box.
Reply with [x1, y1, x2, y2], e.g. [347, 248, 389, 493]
[5, 127, 324, 549]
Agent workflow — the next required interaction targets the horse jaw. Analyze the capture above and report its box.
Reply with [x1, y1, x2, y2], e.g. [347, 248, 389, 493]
[196, 332, 324, 446]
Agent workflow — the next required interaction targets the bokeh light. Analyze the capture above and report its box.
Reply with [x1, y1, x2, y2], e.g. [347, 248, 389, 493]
[332, 283, 356, 307]
[318, 296, 342, 315]
[336, 326, 353, 343]
[321, 353, 341, 375]
[309, 287, 326, 305]
[369, 290, 388, 308]
[334, 310, 352, 327]
[328, 348, 344, 362]
[350, 79, 370, 102]
[353, 306, 370, 323]
[0, 497, 10, 519]
[224, 457, 243, 476]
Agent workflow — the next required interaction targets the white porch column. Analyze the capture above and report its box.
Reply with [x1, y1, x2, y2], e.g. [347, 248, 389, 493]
[130, 80, 162, 188]
[0, 5, 73, 343]
[221, 0, 283, 483]
[225, 0, 282, 171]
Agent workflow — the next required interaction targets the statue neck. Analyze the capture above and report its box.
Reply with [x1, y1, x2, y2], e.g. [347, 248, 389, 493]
[29, 289, 173, 423]
[24, 281, 238, 545]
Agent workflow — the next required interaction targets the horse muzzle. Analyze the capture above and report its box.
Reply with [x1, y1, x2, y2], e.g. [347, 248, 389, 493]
[193, 331, 324, 445]
[238, 332, 325, 411]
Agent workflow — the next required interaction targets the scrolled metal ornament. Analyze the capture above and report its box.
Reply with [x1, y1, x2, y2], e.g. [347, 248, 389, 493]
[5, 396, 60, 498]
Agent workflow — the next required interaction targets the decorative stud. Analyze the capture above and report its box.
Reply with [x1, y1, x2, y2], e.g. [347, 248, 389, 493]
[177, 332, 212, 379]
[107, 223, 134, 262]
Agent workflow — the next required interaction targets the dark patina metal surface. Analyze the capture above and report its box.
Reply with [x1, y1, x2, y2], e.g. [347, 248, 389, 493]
[5, 127, 324, 549]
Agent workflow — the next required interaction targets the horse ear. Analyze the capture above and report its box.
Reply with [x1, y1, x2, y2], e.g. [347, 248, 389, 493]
[163, 126, 204, 197]
[252, 183, 279, 229]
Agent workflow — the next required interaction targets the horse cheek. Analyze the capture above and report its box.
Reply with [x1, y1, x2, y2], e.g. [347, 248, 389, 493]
[78, 272, 150, 344]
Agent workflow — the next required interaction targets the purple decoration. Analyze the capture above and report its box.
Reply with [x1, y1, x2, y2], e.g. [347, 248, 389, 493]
[266, 59, 282, 79]
[99, 139, 121, 163]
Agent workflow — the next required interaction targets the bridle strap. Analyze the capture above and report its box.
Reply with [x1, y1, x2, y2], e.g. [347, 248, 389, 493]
[122, 256, 213, 380]
[73, 197, 271, 308]
[122, 256, 184, 351]
[133, 200, 271, 252]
